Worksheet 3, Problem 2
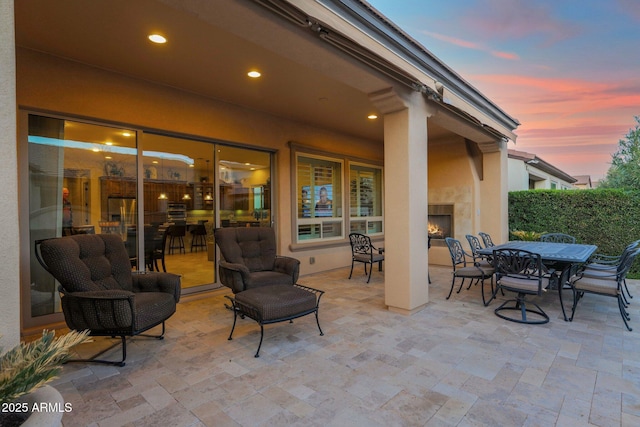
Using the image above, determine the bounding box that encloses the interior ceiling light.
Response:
[247,70,261,78]
[367,114,378,120]
[148,34,167,44]
[105,142,113,146]
[122,132,132,137]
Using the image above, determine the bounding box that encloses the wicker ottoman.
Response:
[225,284,325,357]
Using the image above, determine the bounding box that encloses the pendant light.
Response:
[204,159,213,201]
[182,160,191,201]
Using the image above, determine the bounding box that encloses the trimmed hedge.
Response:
[509,189,640,276]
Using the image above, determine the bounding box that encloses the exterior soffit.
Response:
[367,87,503,154]
[284,0,519,134]
[274,0,513,149]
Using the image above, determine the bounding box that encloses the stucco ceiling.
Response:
[15,0,417,142]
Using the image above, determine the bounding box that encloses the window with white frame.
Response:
[293,148,385,244]
[296,154,343,242]
[349,163,383,235]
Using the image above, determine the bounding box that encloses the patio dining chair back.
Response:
[540,233,576,244]
[569,247,640,331]
[478,231,495,248]
[492,248,552,324]
[465,235,494,269]
[444,237,494,306]
[581,239,640,302]
[348,233,384,283]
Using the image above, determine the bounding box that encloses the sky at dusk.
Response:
[367,0,640,181]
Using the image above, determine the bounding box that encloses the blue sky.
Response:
[367,0,640,180]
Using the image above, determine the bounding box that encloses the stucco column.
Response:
[0,0,20,347]
[479,142,509,243]
[370,88,431,314]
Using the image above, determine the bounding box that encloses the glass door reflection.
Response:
[142,134,217,292]
[218,146,271,228]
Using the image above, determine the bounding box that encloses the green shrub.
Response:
[509,188,640,277]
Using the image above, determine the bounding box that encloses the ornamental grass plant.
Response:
[510,230,546,241]
[0,330,89,405]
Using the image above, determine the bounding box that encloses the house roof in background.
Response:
[572,175,593,186]
[508,149,577,184]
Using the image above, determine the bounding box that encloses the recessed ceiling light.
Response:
[105,142,113,146]
[148,34,167,44]
[152,160,159,164]
[122,132,132,137]
[367,114,378,120]
[189,164,194,168]
[92,148,100,152]
[247,70,261,78]
[105,156,112,159]
[244,162,251,166]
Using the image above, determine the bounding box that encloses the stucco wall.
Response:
[508,158,531,192]
[16,48,383,276]
[0,0,20,347]
[427,137,477,265]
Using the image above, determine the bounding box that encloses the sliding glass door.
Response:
[142,134,217,291]
[27,115,138,319]
[218,146,271,228]
[24,113,275,329]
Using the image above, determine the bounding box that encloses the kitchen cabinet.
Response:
[220,184,248,211]
[100,177,136,198]
[101,177,188,221]
[192,182,214,210]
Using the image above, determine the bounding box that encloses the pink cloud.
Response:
[419,30,519,61]
[491,51,520,60]
[475,73,640,178]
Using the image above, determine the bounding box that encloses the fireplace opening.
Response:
[428,204,454,245]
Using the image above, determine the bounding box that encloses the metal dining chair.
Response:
[444,237,494,306]
[492,248,552,324]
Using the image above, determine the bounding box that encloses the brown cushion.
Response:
[40,234,133,292]
[455,266,489,278]
[498,276,549,293]
[214,227,276,272]
[247,271,297,288]
[571,276,619,296]
[354,253,384,263]
[235,284,317,321]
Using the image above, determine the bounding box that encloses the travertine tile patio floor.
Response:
[52,265,640,426]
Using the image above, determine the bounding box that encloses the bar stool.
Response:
[168,223,186,254]
[190,220,207,252]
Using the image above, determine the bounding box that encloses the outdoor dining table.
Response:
[477,241,598,321]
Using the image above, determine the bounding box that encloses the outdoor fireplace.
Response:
[428,204,454,245]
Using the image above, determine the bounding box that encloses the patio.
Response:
[51,265,640,426]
